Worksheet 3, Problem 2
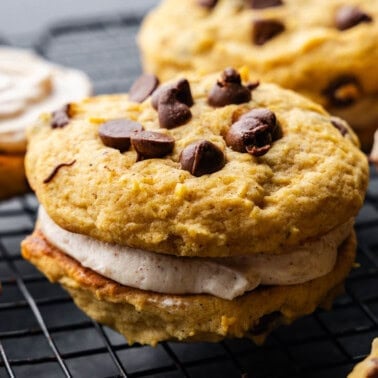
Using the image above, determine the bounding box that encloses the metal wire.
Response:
[91,321,128,378]
[0,240,72,377]
[0,13,377,378]
[0,340,15,378]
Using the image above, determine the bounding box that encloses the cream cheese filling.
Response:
[0,47,91,153]
[38,206,353,300]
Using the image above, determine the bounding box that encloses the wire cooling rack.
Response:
[1,13,378,378]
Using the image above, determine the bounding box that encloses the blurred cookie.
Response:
[0,47,92,200]
[138,0,378,149]
[369,129,378,169]
[348,339,378,378]
[23,69,368,345]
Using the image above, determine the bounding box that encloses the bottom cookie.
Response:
[22,229,356,346]
[0,153,29,200]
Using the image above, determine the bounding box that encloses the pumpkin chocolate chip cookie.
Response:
[0,47,91,200]
[22,69,368,345]
[138,0,378,150]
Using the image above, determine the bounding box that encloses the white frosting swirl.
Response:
[0,47,91,153]
[38,207,352,300]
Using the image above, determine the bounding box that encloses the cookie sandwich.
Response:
[139,0,378,150]
[22,68,368,346]
[0,47,91,200]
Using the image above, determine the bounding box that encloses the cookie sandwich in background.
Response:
[0,47,92,200]
[22,67,368,346]
[138,0,378,150]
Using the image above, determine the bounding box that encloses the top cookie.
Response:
[25,69,368,258]
[138,0,378,148]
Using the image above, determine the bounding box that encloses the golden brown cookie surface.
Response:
[138,0,378,149]
[25,70,368,257]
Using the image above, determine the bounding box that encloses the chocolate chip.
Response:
[174,79,194,108]
[131,131,175,160]
[152,78,193,110]
[151,88,160,110]
[252,19,285,45]
[208,68,252,107]
[154,80,193,129]
[323,75,361,107]
[225,108,281,156]
[43,160,76,184]
[51,104,71,129]
[335,5,372,31]
[247,81,260,91]
[99,119,144,152]
[222,67,242,84]
[330,117,348,136]
[366,358,378,378]
[180,140,225,176]
[247,0,283,9]
[129,74,159,103]
[197,0,218,8]
[158,90,192,129]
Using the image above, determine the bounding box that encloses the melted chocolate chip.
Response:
[247,81,260,91]
[129,74,159,103]
[158,89,192,129]
[174,79,194,108]
[99,119,144,152]
[225,108,281,156]
[131,131,175,160]
[51,104,71,129]
[151,88,161,110]
[366,358,378,378]
[222,67,242,84]
[247,0,283,9]
[151,79,193,129]
[197,0,218,8]
[252,19,285,45]
[208,68,252,107]
[152,78,193,110]
[335,5,373,31]
[330,117,348,136]
[43,160,76,184]
[323,75,361,107]
[180,140,225,176]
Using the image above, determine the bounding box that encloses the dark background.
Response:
[0,0,157,45]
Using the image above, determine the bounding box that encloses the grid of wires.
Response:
[0,14,378,378]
